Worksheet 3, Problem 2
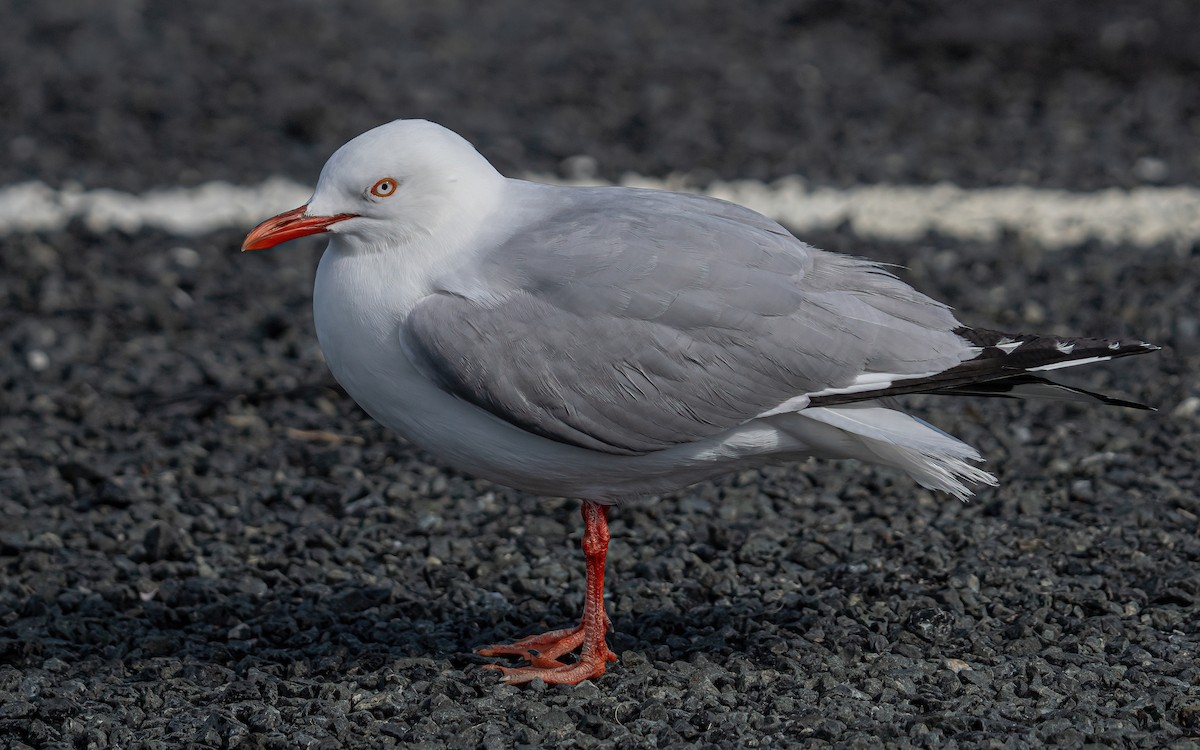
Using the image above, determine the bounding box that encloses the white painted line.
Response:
[0,178,311,237]
[629,175,1200,250]
[2,175,1198,249]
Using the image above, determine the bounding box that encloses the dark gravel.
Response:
[2,1,1199,748]
[2,0,1198,192]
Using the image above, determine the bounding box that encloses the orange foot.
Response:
[478,621,617,684]
[477,619,614,681]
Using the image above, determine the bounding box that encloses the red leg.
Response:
[478,501,618,684]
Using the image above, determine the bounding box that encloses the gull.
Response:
[243,119,1157,685]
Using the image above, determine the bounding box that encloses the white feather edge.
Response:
[788,405,998,500]
[760,369,945,417]
[1026,355,1113,372]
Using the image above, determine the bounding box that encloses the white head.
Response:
[243,119,505,252]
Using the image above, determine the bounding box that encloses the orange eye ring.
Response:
[370,177,398,197]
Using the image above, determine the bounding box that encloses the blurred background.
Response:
[3,0,1196,191]
[1,1,1197,747]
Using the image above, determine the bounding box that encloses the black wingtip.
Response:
[808,328,1159,409]
[1093,394,1156,411]
[931,373,1157,410]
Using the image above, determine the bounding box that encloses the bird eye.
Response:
[370,177,398,198]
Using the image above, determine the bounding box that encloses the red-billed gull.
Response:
[243,119,1156,684]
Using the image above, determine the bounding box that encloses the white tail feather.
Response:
[781,405,997,499]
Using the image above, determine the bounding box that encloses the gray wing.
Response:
[402,186,969,455]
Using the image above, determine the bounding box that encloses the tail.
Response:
[778,405,998,500]
[778,328,1156,499]
[808,327,1159,409]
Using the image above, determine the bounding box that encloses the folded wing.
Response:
[402,186,972,455]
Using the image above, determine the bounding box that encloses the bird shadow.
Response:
[1,577,826,681]
[2,582,480,679]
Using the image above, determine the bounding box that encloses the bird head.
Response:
[242,119,504,252]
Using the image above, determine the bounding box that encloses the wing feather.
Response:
[402,186,969,455]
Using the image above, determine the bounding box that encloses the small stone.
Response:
[0,700,34,718]
[1132,157,1168,183]
[30,532,63,550]
[944,658,972,673]
[1171,397,1199,419]
[168,245,201,268]
[561,155,599,181]
[1023,301,1045,325]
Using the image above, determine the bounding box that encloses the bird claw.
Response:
[477,623,583,665]
[478,646,570,670]
[481,657,611,685]
[477,621,617,684]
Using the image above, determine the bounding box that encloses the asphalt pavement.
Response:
[1,1,1198,747]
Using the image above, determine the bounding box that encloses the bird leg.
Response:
[478,500,618,684]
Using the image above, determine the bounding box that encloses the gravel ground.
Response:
[2,1,1199,748]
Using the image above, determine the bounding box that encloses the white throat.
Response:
[311,174,511,406]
